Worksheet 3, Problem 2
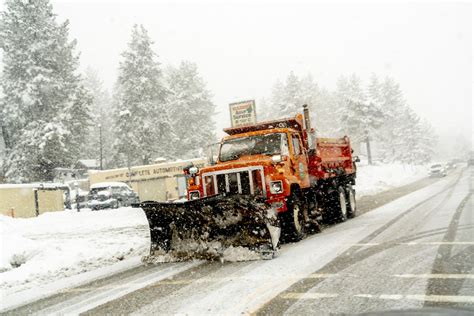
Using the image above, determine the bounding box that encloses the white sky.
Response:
[17,1,474,146]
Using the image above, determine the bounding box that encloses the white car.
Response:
[87,182,140,210]
[429,163,447,177]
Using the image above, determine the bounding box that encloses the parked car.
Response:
[65,187,89,210]
[87,182,139,210]
[429,163,447,177]
[445,161,456,170]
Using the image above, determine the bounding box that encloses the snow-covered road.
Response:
[0,163,433,312]
[3,167,470,315]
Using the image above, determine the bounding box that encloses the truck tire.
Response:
[346,185,356,218]
[323,186,348,223]
[304,190,321,234]
[281,191,306,242]
[336,186,348,222]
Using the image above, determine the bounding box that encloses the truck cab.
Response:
[186,113,316,213]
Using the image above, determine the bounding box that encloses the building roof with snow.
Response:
[76,159,100,170]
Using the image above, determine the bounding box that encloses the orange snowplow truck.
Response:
[136,105,357,260]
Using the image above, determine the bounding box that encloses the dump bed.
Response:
[308,136,355,180]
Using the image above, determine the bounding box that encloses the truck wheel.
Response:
[321,186,344,224]
[346,185,356,218]
[304,190,321,234]
[281,191,306,242]
[336,186,348,222]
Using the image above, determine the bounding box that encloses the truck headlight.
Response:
[189,191,200,200]
[271,155,282,163]
[270,181,283,194]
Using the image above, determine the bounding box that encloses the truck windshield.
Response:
[219,133,288,162]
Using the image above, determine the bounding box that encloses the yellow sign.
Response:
[229,100,257,127]
[89,159,206,184]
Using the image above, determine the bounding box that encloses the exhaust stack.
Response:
[303,104,311,132]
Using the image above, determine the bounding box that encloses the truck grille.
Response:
[202,167,266,197]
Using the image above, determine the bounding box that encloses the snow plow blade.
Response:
[133,194,280,262]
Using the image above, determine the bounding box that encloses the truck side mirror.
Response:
[354,156,360,163]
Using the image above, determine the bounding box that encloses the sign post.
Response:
[229,100,257,127]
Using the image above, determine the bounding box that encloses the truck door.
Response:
[291,134,310,187]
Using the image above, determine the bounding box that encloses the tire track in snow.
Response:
[256,170,465,315]
[32,261,201,315]
[424,191,473,304]
[2,261,201,315]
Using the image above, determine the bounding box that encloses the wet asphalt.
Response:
[3,167,472,315]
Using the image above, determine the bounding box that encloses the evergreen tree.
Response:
[377,77,408,162]
[279,71,303,116]
[338,75,383,163]
[0,0,91,182]
[269,79,286,119]
[267,72,338,136]
[341,97,383,154]
[311,87,339,136]
[113,24,172,167]
[84,68,113,169]
[334,74,366,153]
[256,97,270,121]
[368,73,382,103]
[165,61,216,158]
[268,72,319,120]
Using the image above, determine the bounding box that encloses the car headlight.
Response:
[270,181,283,194]
[189,191,200,200]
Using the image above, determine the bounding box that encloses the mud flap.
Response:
[133,194,280,262]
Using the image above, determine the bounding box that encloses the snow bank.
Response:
[356,163,427,197]
[0,208,149,295]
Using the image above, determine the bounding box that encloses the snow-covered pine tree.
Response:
[334,74,368,155]
[333,75,351,126]
[0,0,92,182]
[266,72,336,136]
[417,120,437,163]
[256,97,270,121]
[376,76,436,164]
[84,68,113,169]
[268,72,318,120]
[395,107,436,164]
[165,61,216,158]
[299,74,319,122]
[311,87,339,136]
[113,24,172,167]
[368,73,382,104]
[339,82,383,164]
[377,76,407,162]
[279,71,303,117]
[268,79,286,120]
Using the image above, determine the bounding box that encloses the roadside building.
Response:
[76,159,100,171]
[88,158,206,202]
[0,183,69,218]
[53,159,100,184]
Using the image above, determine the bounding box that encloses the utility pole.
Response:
[365,134,373,165]
[127,150,132,185]
[74,181,80,212]
[98,124,103,170]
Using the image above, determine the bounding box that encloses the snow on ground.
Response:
[356,162,428,197]
[0,163,428,300]
[0,208,150,296]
